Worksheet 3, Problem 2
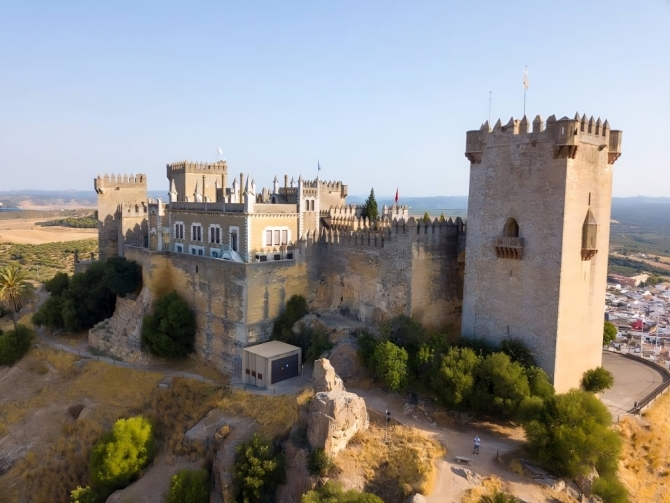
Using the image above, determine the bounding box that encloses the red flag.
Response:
[631,319,643,331]
[395,188,399,204]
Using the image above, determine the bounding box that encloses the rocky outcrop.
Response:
[328,341,372,387]
[313,358,345,392]
[274,442,314,503]
[88,287,154,364]
[307,388,368,456]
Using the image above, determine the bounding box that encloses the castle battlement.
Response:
[465,112,622,165]
[166,160,228,175]
[95,173,147,193]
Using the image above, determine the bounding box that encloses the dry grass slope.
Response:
[335,424,445,502]
[617,390,670,503]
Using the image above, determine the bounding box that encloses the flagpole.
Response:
[488,91,492,125]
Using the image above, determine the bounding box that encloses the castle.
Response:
[92,113,622,392]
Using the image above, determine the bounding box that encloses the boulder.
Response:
[313,358,345,392]
[328,341,372,387]
[406,494,427,503]
[307,390,369,455]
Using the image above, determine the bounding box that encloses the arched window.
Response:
[581,210,598,260]
[503,218,519,238]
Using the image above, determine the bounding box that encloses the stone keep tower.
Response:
[94,173,148,260]
[461,113,622,392]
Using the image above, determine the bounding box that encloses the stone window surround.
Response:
[210,247,222,258]
[174,221,185,240]
[191,222,203,242]
[229,225,240,252]
[263,226,291,247]
[209,224,222,244]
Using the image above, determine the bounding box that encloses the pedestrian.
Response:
[473,435,480,455]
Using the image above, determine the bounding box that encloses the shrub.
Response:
[356,329,378,365]
[500,338,536,368]
[307,448,333,476]
[233,434,285,503]
[525,367,555,400]
[478,491,521,503]
[0,325,34,364]
[303,325,333,362]
[372,341,408,390]
[32,294,65,328]
[69,486,97,503]
[523,389,621,478]
[603,321,618,346]
[591,476,630,503]
[90,416,154,496]
[471,352,531,417]
[272,294,308,340]
[431,347,480,408]
[167,469,210,503]
[583,366,615,393]
[302,481,383,503]
[141,291,196,358]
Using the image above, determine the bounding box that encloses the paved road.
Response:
[600,350,666,418]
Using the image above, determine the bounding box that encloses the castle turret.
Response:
[166,160,227,203]
[94,173,148,260]
[461,112,622,392]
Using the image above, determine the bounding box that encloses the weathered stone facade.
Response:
[91,111,621,390]
[461,114,622,392]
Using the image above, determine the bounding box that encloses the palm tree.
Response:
[0,265,34,331]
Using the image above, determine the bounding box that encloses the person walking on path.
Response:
[473,435,481,455]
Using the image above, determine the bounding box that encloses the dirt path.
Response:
[350,387,559,502]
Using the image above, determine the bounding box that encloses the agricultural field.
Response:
[0,239,97,281]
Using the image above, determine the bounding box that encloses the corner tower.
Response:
[94,173,149,260]
[461,113,622,392]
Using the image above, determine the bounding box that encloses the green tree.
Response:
[372,341,408,390]
[439,213,446,222]
[233,434,285,503]
[362,188,379,222]
[142,291,196,357]
[432,347,481,408]
[603,321,618,346]
[0,264,34,330]
[0,325,35,365]
[522,389,621,478]
[167,469,210,503]
[302,481,383,503]
[32,294,66,329]
[525,367,555,400]
[45,271,69,296]
[90,416,154,496]
[471,352,531,417]
[582,366,614,393]
[422,211,431,223]
[103,256,142,297]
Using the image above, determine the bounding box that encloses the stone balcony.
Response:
[581,247,598,261]
[494,237,524,260]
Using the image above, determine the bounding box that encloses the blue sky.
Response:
[1,1,668,197]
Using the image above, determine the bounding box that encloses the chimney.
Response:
[284,174,288,190]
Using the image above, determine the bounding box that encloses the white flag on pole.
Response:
[217,147,223,156]
[523,67,529,90]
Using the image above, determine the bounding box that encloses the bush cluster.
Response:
[233,434,285,503]
[307,448,334,476]
[272,295,333,362]
[141,291,196,358]
[0,325,34,364]
[37,216,98,228]
[89,416,154,499]
[302,481,383,503]
[358,317,553,418]
[582,366,615,393]
[167,469,210,503]
[33,257,141,332]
